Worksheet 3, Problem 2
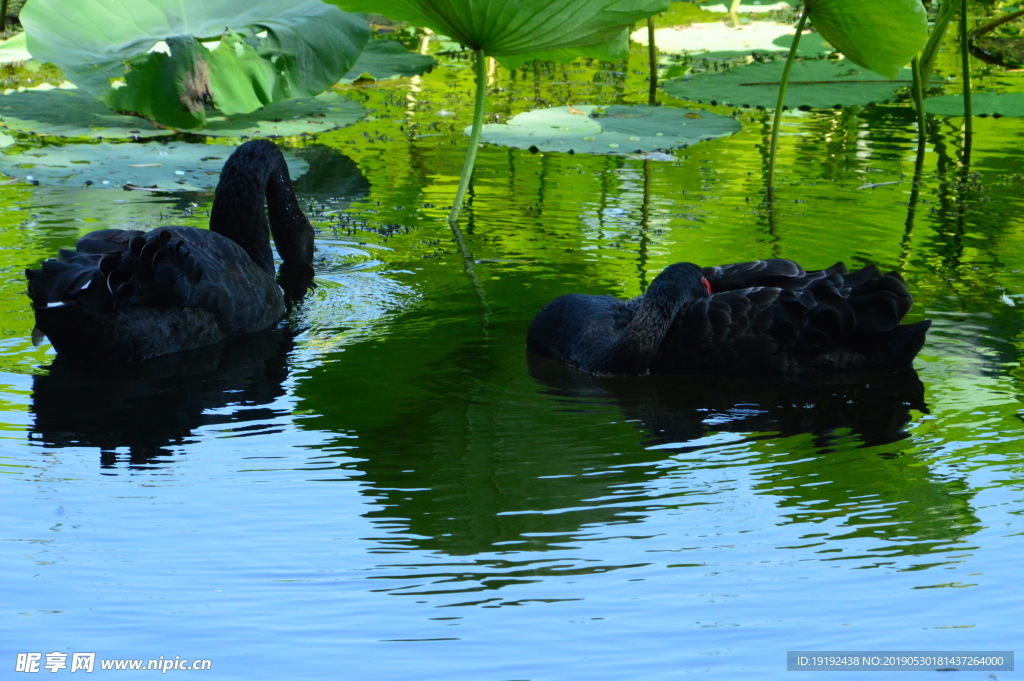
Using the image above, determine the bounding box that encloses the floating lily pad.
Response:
[0,89,176,139]
[474,105,740,155]
[664,59,921,109]
[701,2,795,12]
[924,93,1024,117]
[631,22,831,59]
[199,92,366,137]
[340,40,437,83]
[0,142,308,190]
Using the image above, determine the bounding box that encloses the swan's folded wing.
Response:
[28,226,283,339]
[703,259,849,292]
[146,227,283,336]
[653,281,864,373]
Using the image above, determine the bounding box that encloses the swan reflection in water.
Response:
[528,353,928,450]
[29,266,315,467]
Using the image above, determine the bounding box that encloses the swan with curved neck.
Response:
[528,259,931,376]
[25,140,314,363]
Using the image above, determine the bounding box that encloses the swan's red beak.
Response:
[702,278,713,296]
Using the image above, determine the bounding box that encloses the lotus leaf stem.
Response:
[959,0,972,162]
[765,5,808,200]
[647,17,658,106]
[448,48,488,224]
[911,56,926,145]
[920,0,961,84]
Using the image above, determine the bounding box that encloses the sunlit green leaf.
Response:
[0,141,307,190]
[807,0,928,79]
[340,40,437,83]
[21,0,369,130]
[200,91,366,138]
[631,22,831,59]
[0,33,32,65]
[325,0,670,67]
[475,105,740,155]
[664,59,923,109]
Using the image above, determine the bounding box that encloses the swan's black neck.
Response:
[209,140,314,274]
[595,262,708,375]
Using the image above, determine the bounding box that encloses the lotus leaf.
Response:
[340,40,437,83]
[663,59,922,109]
[0,90,176,139]
[701,2,794,12]
[474,105,740,155]
[0,33,31,64]
[924,93,1024,117]
[199,91,365,138]
[326,0,670,68]
[806,0,928,79]
[630,22,830,58]
[0,142,307,190]
[21,0,369,131]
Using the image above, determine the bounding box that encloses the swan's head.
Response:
[653,262,713,301]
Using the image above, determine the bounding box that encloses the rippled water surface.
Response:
[3,34,1024,680]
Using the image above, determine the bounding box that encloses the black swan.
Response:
[527,259,931,376]
[25,140,314,362]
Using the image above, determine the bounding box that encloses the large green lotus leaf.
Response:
[924,93,1024,117]
[663,59,919,109]
[104,36,212,131]
[326,0,670,67]
[199,91,366,138]
[807,0,927,79]
[340,39,437,83]
[21,0,368,129]
[474,104,740,154]
[630,22,830,58]
[0,141,307,190]
[0,89,176,139]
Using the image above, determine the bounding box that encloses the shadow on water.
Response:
[27,266,316,467]
[320,340,978,566]
[291,144,371,211]
[527,354,929,450]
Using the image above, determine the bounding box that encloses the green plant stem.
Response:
[0,0,7,33]
[920,0,961,84]
[765,6,807,201]
[960,0,972,163]
[911,56,926,145]
[448,48,488,224]
[647,17,657,106]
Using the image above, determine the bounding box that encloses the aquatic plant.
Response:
[764,0,929,195]
[20,0,369,131]
[325,0,671,222]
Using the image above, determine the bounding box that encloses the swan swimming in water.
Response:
[25,139,314,362]
[527,259,931,376]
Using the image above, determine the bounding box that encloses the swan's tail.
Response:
[25,228,220,362]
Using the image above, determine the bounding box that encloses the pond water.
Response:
[3,36,1024,680]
